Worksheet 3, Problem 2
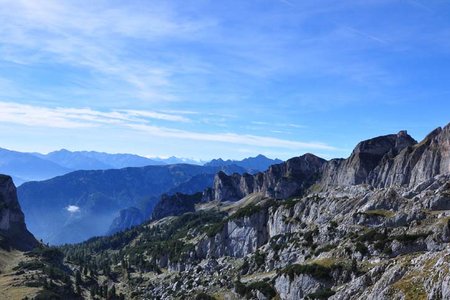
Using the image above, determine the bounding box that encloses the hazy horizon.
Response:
[0,121,447,162]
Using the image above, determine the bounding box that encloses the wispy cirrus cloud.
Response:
[0,101,190,128]
[118,110,190,123]
[0,101,336,151]
[127,123,336,151]
[0,0,213,102]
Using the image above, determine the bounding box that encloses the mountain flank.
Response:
[17,164,248,244]
[55,123,450,299]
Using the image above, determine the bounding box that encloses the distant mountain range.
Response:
[1,146,284,244]
[205,154,282,173]
[0,147,282,185]
[17,164,249,244]
[0,148,71,185]
[36,149,163,170]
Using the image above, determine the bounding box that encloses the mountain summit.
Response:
[321,125,450,188]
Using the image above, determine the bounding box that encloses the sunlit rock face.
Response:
[207,153,326,202]
[321,124,450,189]
[0,174,38,251]
[320,130,417,188]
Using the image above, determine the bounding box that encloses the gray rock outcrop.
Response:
[321,124,450,189]
[0,174,39,251]
[152,192,203,220]
[107,207,145,235]
[206,153,326,202]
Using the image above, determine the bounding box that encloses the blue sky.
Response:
[0,0,449,160]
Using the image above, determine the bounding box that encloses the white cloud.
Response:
[0,1,212,102]
[0,102,94,129]
[127,123,336,151]
[0,101,190,128]
[66,205,80,213]
[0,101,337,151]
[120,110,190,123]
[251,121,269,125]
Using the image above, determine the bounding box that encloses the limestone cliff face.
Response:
[368,124,450,188]
[212,172,248,202]
[208,154,326,202]
[0,175,38,251]
[107,207,145,235]
[193,173,450,299]
[274,274,325,300]
[320,130,417,188]
[196,209,269,259]
[207,125,449,203]
[259,154,327,199]
[152,192,203,220]
[321,124,450,189]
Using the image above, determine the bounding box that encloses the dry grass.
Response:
[364,209,396,218]
[241,270,276,283]
[220,193,266,215]
[309,257,338,268]
[0,250,40,300]
[391,272,427,300]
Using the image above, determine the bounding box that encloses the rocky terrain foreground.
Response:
[53,123,450,299]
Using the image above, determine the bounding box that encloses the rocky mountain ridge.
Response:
[203,154,326,202]
[322,125,450,189]
[47,123,450,299]
[203,125,449,205]
[61,171,450,299]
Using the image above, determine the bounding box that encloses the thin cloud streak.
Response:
[119,110,190,123]
[0,102,190,128]
[0,101,337,151]
[0,0,211,103]
[128,123,336,151]
[340,25,389,45]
